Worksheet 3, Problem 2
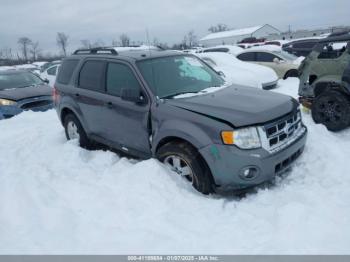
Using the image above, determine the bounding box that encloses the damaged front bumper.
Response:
[199,127,307,193]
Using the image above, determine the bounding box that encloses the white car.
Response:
[40,64,60,87]
[196,52,279,90]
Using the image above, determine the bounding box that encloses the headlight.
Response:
[0,98,16,106]
[221,127,261,149]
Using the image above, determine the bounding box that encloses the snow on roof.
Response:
[112,45,159,52]
[200,25,264,41]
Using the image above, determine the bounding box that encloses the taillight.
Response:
[53,86,59,103]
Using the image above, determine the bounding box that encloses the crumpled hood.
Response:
[166,85,298,127]
[0,85,52,101]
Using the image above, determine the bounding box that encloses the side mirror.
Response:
[121,88,145,104]
[44,79,50,84]
[217,71,226,78]
[273,58,280,64]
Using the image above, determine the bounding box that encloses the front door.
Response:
[100,61,151,157]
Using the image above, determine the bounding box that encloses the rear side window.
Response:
[78,61,105,92]
[203,48,229,53]
[237,52,255,61]
[106,63,141,96]
[56,59,79,84]
[256,52,279,62]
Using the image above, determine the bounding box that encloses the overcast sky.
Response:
[0,0,349,55]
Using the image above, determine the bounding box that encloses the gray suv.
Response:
[54,48,307,194]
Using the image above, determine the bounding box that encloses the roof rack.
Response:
[73,48,118,55]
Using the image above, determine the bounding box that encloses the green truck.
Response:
[299,34,350,131]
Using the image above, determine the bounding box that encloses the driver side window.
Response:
[106,63,141,97]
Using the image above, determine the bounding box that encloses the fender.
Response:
[58,97,91,135]
[151,119,214,155]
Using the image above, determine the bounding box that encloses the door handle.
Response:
[75,93,80,97]
[106,102,113,109]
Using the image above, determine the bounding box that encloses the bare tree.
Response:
[181,31,197,49]
[208,24,229,33]
[56,32,69,56]
[81,39,105,49]
[17,37,32,62]
[81,39,92,49]
[30,41,41,61]
[187,30,197,48]
[3,48,14,60]
[119,33,130,47]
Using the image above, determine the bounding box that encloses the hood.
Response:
[166,85,297,127]
[218,65,260,88]
[232,61,278,84]
[0,85,52,101]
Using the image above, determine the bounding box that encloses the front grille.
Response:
[259,110,305,153]
[21,100,52,110]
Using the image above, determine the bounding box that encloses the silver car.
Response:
[236,50,301,79]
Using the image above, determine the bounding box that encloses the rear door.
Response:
[75,59,107,136]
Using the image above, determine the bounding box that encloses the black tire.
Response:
[156,141,214,194]
[284,69,299,79]
[311,90,350,132]
[63,114,93,149]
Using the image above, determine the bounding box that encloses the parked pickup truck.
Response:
[54,48,307,194]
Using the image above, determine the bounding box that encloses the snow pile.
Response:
[112,45,159,52]
[247,45,282,52]
[201,45,243,55]
[0,79,350,254]
[0,66,15,71]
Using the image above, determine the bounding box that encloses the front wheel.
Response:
[311,90,350,132]
[156,141,214,194]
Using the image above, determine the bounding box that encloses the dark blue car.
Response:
[0,70,53,120]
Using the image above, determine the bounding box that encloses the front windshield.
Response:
[137,55,225,98]
[276,51,298,61]
[0,72,44,90]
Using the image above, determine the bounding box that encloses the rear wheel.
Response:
[311,90,350,132]
[156,141,214,194]
[64,114,93,148]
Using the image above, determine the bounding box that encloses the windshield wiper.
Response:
[17,84,38,88]
[161,91,197,99]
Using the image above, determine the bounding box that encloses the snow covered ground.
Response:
[1,78,350,254]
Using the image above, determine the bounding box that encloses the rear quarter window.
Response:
[56,59,79,84]
[203,48,229,53]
